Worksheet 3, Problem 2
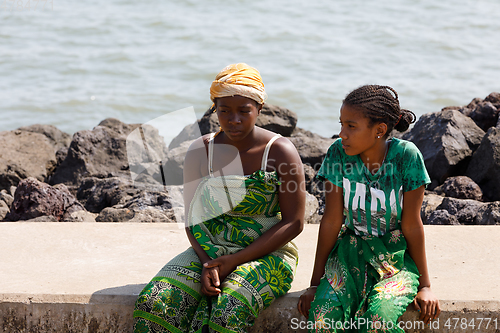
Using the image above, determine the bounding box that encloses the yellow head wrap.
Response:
[210,63,267,104]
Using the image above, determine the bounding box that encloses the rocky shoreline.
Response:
[1,93,499,225]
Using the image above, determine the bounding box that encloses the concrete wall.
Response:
[1,223,499,332]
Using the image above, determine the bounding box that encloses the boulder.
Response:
[303,163,325,214]
[168,113,216,150]
[426,210,459,225]
[303,164,322,196]
[55,147,68,166]
[63,210,97,222]
[421,193,445,224]
[169,103,299,149]
[96,206,177,223]
[459,93,500,131]
[304,192,320,224]
[288,136,336,170]
[437,197,482,216]
[50,118,167,188]
[17,124,71,151]
[255,104,298,137]
[402,109,485,183]
[95,185,184,223]
[95,207,136,222]
[476,202,500,225]
[0,190,14,208]
[468,102,499,132]
[76,177,142,213]
[459,97,482,117]
[435,197,498,225]
[0,200,9,221]
[466,127,500,201]
[24,215,59,222]
[5,178,86,221]
[0,130,59,191]
[163,140,195,186]
[433,176,482,201]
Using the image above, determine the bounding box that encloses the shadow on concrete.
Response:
[89,283,147,305]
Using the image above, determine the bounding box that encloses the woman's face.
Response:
[338,103,380,156]
[216,95,261,141]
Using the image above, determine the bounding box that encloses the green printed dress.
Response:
[133,134,298,333]
[309,138,431,333]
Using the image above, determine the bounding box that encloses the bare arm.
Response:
[298,180,344,317]
[183,137,211,263]
[401,185,441,323]
[182,137,222,295]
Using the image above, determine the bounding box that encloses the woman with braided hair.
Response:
[133,63,305,332]
[298,85,440,332]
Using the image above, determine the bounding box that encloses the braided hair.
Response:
[343,85,416,135]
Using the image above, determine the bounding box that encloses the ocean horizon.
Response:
[1,0,500,140]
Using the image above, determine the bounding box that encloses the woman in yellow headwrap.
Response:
[133,63,306,333]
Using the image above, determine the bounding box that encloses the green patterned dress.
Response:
[133,134,298,333]
[309,138,431,333]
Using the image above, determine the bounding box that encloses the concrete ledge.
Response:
[1,223,499,332]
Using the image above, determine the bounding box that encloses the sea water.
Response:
[1,0,500,142]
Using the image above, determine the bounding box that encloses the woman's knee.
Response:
[210,293,255,332]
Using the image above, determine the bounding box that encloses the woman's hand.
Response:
[200,266,221,296]
[297,287,317,318]
[413,287,441,324]
[202,254,238,294]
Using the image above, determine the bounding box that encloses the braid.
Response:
[343,85,415,134]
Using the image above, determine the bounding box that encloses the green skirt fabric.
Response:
[308,227,419,333]
[133,170,298,333]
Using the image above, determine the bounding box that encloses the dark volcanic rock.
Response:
[5,177,85,221]
[0,200,9,221]
[0,130,61,191]
[256,104,298,137]
[17,124,71,151]
[50,118,167,188]
[168,112,216,150]
[76,177,142,213]
[468,102,499,132]
[435,197,499,225]
[426,210,459,225]
[24,215,59,222]
[434,176,482,201]
[303,164,325,213]
[477,202,500,225]
[459,93,500,131]
[421,193,445,224]
[402,109,484,183]
[304,192,320,224]
[437,197,485,225]
[288,136,336,170]
[96,207,136,222]
[95,186,184,222]
[164,140,195,186]
[466,127,500,201]
[0,190,14,208]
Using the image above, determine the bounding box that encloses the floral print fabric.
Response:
[133,169,298,333]
[309,227,419,333]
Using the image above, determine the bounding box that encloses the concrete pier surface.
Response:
[1,223,499,332]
